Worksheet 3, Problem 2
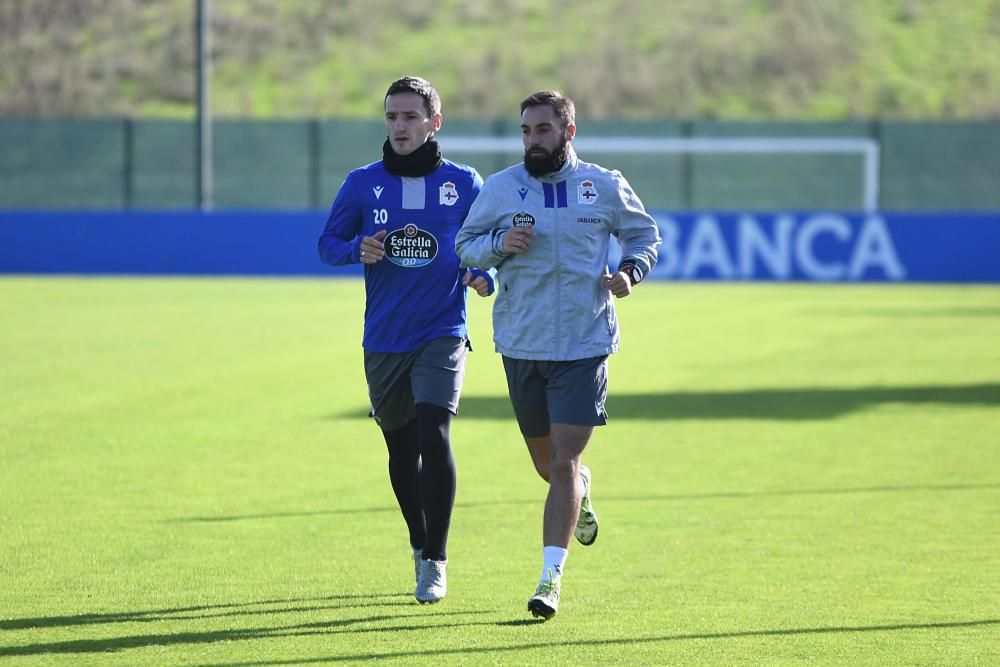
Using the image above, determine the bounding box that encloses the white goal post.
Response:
[439,137,881,212]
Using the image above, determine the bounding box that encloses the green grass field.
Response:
[1,277,998,666]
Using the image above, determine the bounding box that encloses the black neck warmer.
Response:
[382,138,442,177]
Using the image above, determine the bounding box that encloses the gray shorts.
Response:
[364,337,469,432]
[501,355,609,438]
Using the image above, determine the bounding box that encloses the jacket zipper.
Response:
[553,186,562,357]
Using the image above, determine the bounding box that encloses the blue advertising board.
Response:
[638,212,1000,283]
[1,210,998,282]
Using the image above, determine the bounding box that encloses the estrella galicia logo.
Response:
[385,224,438,268]
[512,211,536,227]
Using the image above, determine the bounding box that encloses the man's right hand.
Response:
[359,229,387,264]
[502,226,536,254]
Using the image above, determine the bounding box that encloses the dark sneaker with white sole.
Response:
[528,568,561,620]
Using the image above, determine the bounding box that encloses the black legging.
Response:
[381,402,456,562]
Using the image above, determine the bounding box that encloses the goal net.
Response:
[440,136,880,212]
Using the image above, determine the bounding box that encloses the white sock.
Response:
[541,546,568,581]
[413,547,422,561]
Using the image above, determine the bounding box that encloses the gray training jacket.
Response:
[455,146,661,361]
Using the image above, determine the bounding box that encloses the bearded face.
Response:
[523,130,571,177]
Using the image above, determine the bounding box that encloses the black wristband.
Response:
[618,259,644,286]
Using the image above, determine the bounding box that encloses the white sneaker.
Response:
[415,559,447,604]
[574,465,599,546]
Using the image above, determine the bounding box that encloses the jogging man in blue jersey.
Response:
[456,90,660,620]
[318,76,493,604]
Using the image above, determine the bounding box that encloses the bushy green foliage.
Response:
[1,0,998,119]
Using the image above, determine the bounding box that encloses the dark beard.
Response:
[523,134,570,177]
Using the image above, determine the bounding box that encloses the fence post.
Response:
[122,117,134,209]
[195,0,213,210]
[681,119,693,211]
[492,118,508,175]
[870,118,883,211]
[309,119,321,209]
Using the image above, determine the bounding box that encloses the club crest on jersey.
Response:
[578,180,598,205]
[439,182,459,206]
[512,211,536,227]
[385,224,438,268]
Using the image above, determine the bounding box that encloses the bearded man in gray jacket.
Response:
[455,90,661,621]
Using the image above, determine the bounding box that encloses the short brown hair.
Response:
[385,76,442,118]
[520,90,575,129]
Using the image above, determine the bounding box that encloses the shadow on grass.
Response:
[0,609,493,657]
[171,481,1000,523]
[5,609,996,660]
[601,481,1000,504]
[192,618,1000,665]
[334,382,1000,422]
[0,593,412,631]
[170,507,401,523]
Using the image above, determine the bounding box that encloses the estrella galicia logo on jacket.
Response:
[578,180,598,205]
[512,211,536,227]
[385,224,438,267]
[439,181,459,206]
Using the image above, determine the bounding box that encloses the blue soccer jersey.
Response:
[318,159,484,353]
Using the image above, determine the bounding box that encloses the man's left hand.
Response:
[602,271,632,298]
[463,269,494,297]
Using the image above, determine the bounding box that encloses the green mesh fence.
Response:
[880,121,1000,210]
[318,119,385,208]
[0,118,125,208]
[130,119,195,208]
[439,118,522,182]
[574,119,687,211]
[0,118,997,210]
[214,120,312,209]
[688,120,874,211]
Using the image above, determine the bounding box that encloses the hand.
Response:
[602,271,632,298]
[462,270,493,297]
[359,229,387,264]
[502,226,535,254]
